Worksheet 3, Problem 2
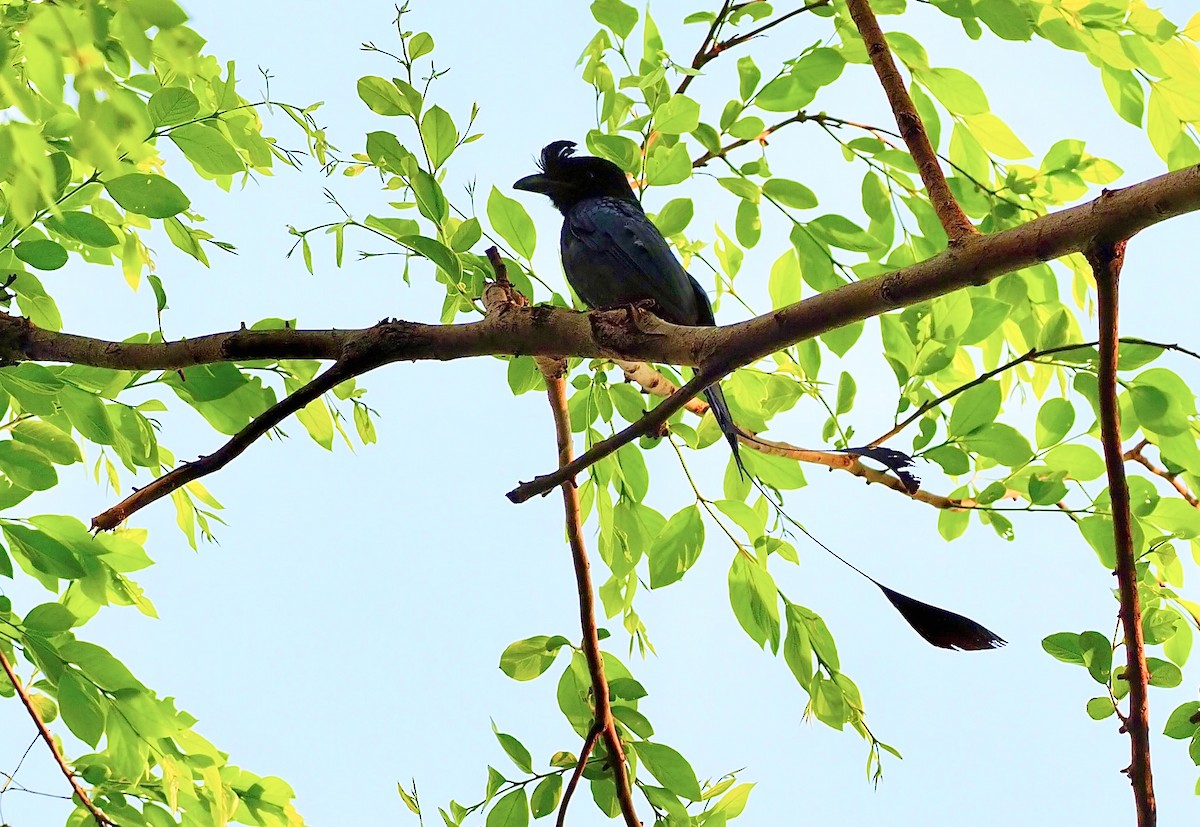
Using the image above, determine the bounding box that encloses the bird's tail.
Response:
[703,383,748,479]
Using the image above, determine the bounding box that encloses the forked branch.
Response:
[538,356,639,827]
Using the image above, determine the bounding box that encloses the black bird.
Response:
[514,141,1004,651]
[513,140,748,480]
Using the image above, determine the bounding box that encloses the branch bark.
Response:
[538,357,639,827]
[1089,238,1156,827]
[0,650,116,827]
[845,0,976,244]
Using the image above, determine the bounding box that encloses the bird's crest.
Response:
[538,140,578,174]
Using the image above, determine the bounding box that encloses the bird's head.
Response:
[513,140,636,213]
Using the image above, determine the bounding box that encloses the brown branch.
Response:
[556,724,601,827]
[0,167,1192,381]
[692,112,814,167]
[1089,238,1155,827]
[676,1,734,95]
[538,357,639,827]
[869,337,1194,447]
[0,650,116,827]
[91,357,367,531]
[678,0,832,94]
[507,169,1200,499]
[1125,440,1199,507]
[845,0,976,244]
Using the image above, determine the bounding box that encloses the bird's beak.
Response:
[513,173,553,194]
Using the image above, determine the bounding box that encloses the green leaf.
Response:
[948,381,1001,437]
[591,0,637,38]
[129,0,188,28]
[24,602,76,633]
[974,0,1034,41]
[755,74,814,112]
[58,385,116,446]
[400,235,462,284]
[498,635,570,681]
[57,669,105,747]
[530,774,561,819]
[1086,697,1115,720]
[11,421,81,465]
[728,554,780,652]
[807,214,879,252]
[1043,444,1106,481]
[737,56,761,100]
[15,240,68,271]
[0,441,57,490]
[1042,632,1083,664]
[1035,398,1074,448]
[45,211,119,247]
[959,423,1032,466]
[3,524,83,578]
[918,67,989,115]
[488,187,537,259]
[148,86,200,127]
[420,106,457,169]
[408,32,434,60]
[635,741,702,800]
[836,371,856,415]
[645,143,690,186]
[1100,66,1144,127]
[169,123,245,175]
[1163,701,1200,739]
[105,173,190,219]
[653,198,693,236]
[1148,657,1183,688]
[655,94,700,134]
[485,788,529,827]
[763,178,818,210]
[648,505,704,588]
[767,248,801,309]
[59,641,141,692]
[494,729,533,774]
[357,76,411,116]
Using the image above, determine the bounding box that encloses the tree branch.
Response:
[0,650,116,827]
[1125,439,1199,507]
[1089,238,1156,827]
[91,357,367,531]
[556,724,601,827]
[506,168,1200,498]
[0,167,1192,381]
[869,337,1196,447]
[538,357,639,827]
[844,0,976,244]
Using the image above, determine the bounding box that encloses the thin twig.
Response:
[845,0,976,244]
[869,337,1195,447]
[1089,238,1155,827]
[0,651,116,827]
[538,358,639,827]
[556,724,601,827]
[677,1,734,95]
[1125,441,1199,507]
[91,357,366,531]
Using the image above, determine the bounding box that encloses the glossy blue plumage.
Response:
[515,142,746,477]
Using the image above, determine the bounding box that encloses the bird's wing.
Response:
[563,197,701,324]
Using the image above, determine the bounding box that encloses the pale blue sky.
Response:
[3,1,1200,825]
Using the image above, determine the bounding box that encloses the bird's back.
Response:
[561,196,708,324]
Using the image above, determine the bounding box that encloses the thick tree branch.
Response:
[1089,239,1156,827]
[507,169,1200,498]
[845,0,976,244]
[0,168,1193,379]
[538,357,639,827]
[0,650,116,827]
